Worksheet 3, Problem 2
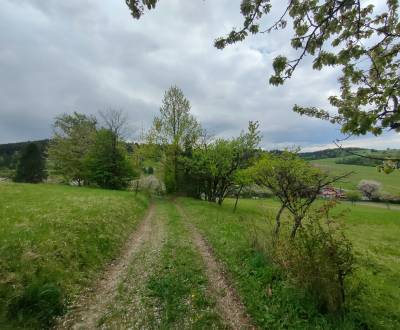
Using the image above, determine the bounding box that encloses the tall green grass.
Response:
[0,183,149,329]
[178,197,400,329]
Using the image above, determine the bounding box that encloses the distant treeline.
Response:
[335,156,382,167]
[300,148,400,167]
[299,148,368,160]
[0,140,49,169]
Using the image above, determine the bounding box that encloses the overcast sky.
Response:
[1,0,398,151]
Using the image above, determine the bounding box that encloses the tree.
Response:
[84,129,135,189]
[14,143,46,183]
[48,112,97,185]
[183,121,261,205]
[346,191,361,205]
[99,108,129,143]
[233,168,253,212]
[253,151,350,238]
[358,179,381,200]
[149,86,202,192]
[127,1,400,137]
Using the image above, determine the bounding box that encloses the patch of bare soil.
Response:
[56,203,156,330]
[175,203,256,330]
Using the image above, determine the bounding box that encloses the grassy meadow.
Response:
[311,158,400,195]
[1,181,399,329]
[0,183,149,329]
[178,197,400,329]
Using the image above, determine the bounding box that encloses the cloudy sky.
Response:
[1,0,398,151]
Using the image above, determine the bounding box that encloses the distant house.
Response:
[320,186,345,199]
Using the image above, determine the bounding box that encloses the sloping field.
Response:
[310,158,400,195]
[0,183,149,329]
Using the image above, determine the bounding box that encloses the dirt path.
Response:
[175,202,255,330]
[56,200,254,329]
[56,203,157,330]
[98,202,167,329]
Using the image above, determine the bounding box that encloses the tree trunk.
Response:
[290,216,302,239]
[274,203,286,236]
[135,180,139,195]
[233,185,243,213]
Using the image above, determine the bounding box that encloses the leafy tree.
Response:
[127,1,400,137]
[84,129,135,189]
[14,143,46,183]
[358,179,381,200]
[232,167,254,212]
[253,151,349,238]
[346,190,362,205]
[48,112,97,185]
[184,121,261,204]
[148,86,202,192]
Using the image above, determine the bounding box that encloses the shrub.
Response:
[270,203,354,313]
[346,191,361,204]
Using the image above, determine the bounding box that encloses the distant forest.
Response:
[300,148,400,167]
[0,140,49,170]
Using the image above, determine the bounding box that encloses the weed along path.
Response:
[56,199,255,329]
[175,202,255,330]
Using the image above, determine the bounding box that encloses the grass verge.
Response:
[0,183,149,329]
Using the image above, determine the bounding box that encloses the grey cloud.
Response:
[0,0,397,150]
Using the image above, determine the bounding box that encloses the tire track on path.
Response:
[175,202,255,330]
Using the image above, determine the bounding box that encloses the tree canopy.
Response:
[126,1,400,137]
[148,86,202,192]
[48,112,97,185]
[84,129,135,189]
[14,143,46,183]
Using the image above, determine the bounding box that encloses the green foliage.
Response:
[178,197,400,328]
[183,121,261,204]
[48,112,97,185]
[14,143,46,183]
[215,1,400,136]
[346,191,362,204]
[335,155,382,167]
[253,151,344,238]
[128,1,400,138]
[148,86,202,193]
[0,183,149,328]
[84,129,135,190]
[0,140,48,170]
[274,203,354,313]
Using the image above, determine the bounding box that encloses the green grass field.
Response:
[2,182,399,329]
[178,197,400,329]
[311,158,400,195]
[0,183,149,329]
